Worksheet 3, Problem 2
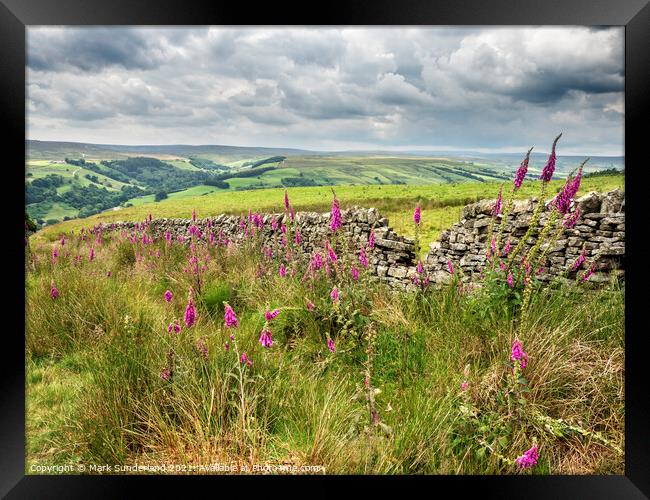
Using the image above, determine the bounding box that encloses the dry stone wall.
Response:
[107,207,419,290]
[424,188,625,285]
[104,188,624,290]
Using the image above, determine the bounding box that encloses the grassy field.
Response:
[36,175,625,258]
[25,180,625,474]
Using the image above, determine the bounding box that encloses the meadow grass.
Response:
[25,210,624,474]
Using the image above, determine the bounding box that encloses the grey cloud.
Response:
[27,27,170,72]
[26,27,625,155]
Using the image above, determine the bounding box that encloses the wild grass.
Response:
[25,221,624,474]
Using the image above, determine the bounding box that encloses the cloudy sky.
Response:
[26,26,624,155]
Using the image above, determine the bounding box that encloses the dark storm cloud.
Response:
[27,28,168,72]
[26,27,624,155]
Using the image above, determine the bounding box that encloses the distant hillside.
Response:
[26,140,316,163]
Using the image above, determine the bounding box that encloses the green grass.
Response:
[25,222,625,474]
[26,353,92,472]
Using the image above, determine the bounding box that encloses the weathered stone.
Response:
[601,189,624,213]
[387,266,408,278]
[576,192,602,214]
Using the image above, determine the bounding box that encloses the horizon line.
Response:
[25,138,625,158]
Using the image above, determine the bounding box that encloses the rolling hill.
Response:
[25,140,624,227]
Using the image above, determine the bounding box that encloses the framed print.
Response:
[3,0,649,497]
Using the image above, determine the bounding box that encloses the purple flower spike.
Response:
[224,303,238,328]
[515,446,539,469]
[511,338,528,369]
[184,297,196,328]
[514,147,533,190]
[330,193,342,232]
[540,134,562,182]
[493,187,503,217]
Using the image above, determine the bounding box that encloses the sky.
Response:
[26,26,624,156]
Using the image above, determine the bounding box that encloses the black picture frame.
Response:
[4,1,649,497]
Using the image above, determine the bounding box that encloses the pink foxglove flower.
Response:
[503,240,512,256]
[264,308,280,321]
[582,263,596,282]
[359,247,369,268]
[351,266,360,281]
[294,230,301,245]
[224,303,238,328]
[511,338,528,369]
[515,446,539,469]
[571,250,586,271]
[167,319,181,334]
[306,300,315,311]
[514,147,532,190]
[89,247,95,261]
[259,326,273,348]
[417,260,424,274]
[447,259,454,275]
[540,134,562,182]
[563,207,581,229]
[493,187,503,217]
[184,297,196,328]
[330,194,342,232]
[192,209,197,222]
[330,287,340,302]
[50,283,60,300]
[460,381,469,391]
[325,241,338,262]
[284,190,290,211]
[413,204,421,225]
[368,231,375,249]
[507,272,514,287]
[240,353,253,366]
[327,338,336,353]
[279,264,287,277]
[160,368,172,381]
[164,290,173,302]
[310,252,324,271]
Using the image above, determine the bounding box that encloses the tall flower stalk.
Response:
[495,147,533,252]
[506,134,563,272]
